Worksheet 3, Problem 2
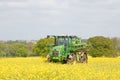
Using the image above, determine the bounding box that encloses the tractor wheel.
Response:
[72,55,77,65]
[79,52,88,63]
[67,53,77,64]
[47,57,51,62]
[47,54,51,62]
[62,59,67,64]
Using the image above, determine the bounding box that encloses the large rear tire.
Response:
[67,53,76,64]
[79,52,88,63]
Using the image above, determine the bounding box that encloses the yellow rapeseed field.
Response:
[0,56,120,80]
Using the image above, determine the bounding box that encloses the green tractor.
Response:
[47,35,89,64]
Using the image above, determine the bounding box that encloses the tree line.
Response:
[87,36,120,57]
[0,40,36,57]
[0,36,120,57]
[33,36,120,57]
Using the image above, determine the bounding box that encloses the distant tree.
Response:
[0,40,36,57]
[111,37,120,56]
[0,41,7,57]
[26,42,35,56]
[9,43,29,57]
[87,36,114,57]
[33,38,54,57]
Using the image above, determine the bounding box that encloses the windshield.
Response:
[56,37,68,46]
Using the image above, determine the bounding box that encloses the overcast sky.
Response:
[0,0,120,40]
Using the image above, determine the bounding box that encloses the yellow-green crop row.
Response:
[0,56,120,80]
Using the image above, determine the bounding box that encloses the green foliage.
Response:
[87,36,114,57]
[1,36,120,58]
[33,38,54,57]
[9,43,29,57]
[111,38,120,56]
[0,40,35,57]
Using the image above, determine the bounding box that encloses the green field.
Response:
[0,56,120,80]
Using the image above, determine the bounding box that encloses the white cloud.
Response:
[0,2,2,6]
[7,2,29,7]
[0,2,29,8]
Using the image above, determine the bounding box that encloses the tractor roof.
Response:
[47,35,78,38]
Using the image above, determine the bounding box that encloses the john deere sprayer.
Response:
[47,35,88,64]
